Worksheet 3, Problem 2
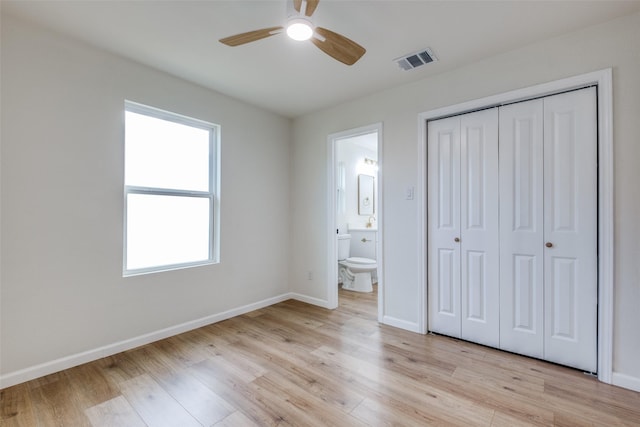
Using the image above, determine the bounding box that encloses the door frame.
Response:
[417,69,613,383]
[327,123,383,322]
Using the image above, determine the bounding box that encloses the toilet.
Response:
[337,234,376,292]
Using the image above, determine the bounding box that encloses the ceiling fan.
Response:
[219,0,366,66]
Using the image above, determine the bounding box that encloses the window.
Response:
[123,101,219,276]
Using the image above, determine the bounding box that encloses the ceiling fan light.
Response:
[286,19,313,41]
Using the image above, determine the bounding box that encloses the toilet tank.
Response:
[337,234,351,260]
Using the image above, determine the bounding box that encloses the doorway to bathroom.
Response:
[327,123,383,321]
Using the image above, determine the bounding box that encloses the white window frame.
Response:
[123,101,220,276]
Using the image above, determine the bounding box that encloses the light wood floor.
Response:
[2,284,639,426]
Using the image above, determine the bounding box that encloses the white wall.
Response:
[290,12,640,384]
[0,16,291,382]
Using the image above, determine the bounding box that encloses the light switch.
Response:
[405,186,414,200]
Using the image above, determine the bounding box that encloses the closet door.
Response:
[427,116,461,338]
[427,110,499,346]
[499,99,545,358]
[428,88,597,372]
[459,109,499,347]
[543,88,597,372]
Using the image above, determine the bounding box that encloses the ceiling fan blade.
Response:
[293,0,318,16]
[219,27,283,46]
[305,0,319,17]
[311,27,366,66]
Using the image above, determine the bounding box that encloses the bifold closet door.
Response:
[543,88,597,372]
[428,109,499,347]
[430,88,596,371]
[499,88,597,372]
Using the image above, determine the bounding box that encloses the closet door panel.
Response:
[499,100,544,358]
[460,108,499,347]
[428,116,462,338]
[543,87,597,372]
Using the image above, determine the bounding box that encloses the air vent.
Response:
[394,48,438,71]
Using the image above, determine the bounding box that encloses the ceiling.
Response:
[3,1,640,118]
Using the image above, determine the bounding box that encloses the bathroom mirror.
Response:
[358,174,375,215]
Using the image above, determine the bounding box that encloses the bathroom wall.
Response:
[335,138,377,233]
[1,15,291,385]
[290,11,640,387]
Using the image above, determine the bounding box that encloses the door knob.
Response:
[545,242,553,248]
[454,237,460,243]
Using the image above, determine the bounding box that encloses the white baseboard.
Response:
[612,372,640,392]
[0,293,292,389]
[382,315,421,333]
[289,293,332,309]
